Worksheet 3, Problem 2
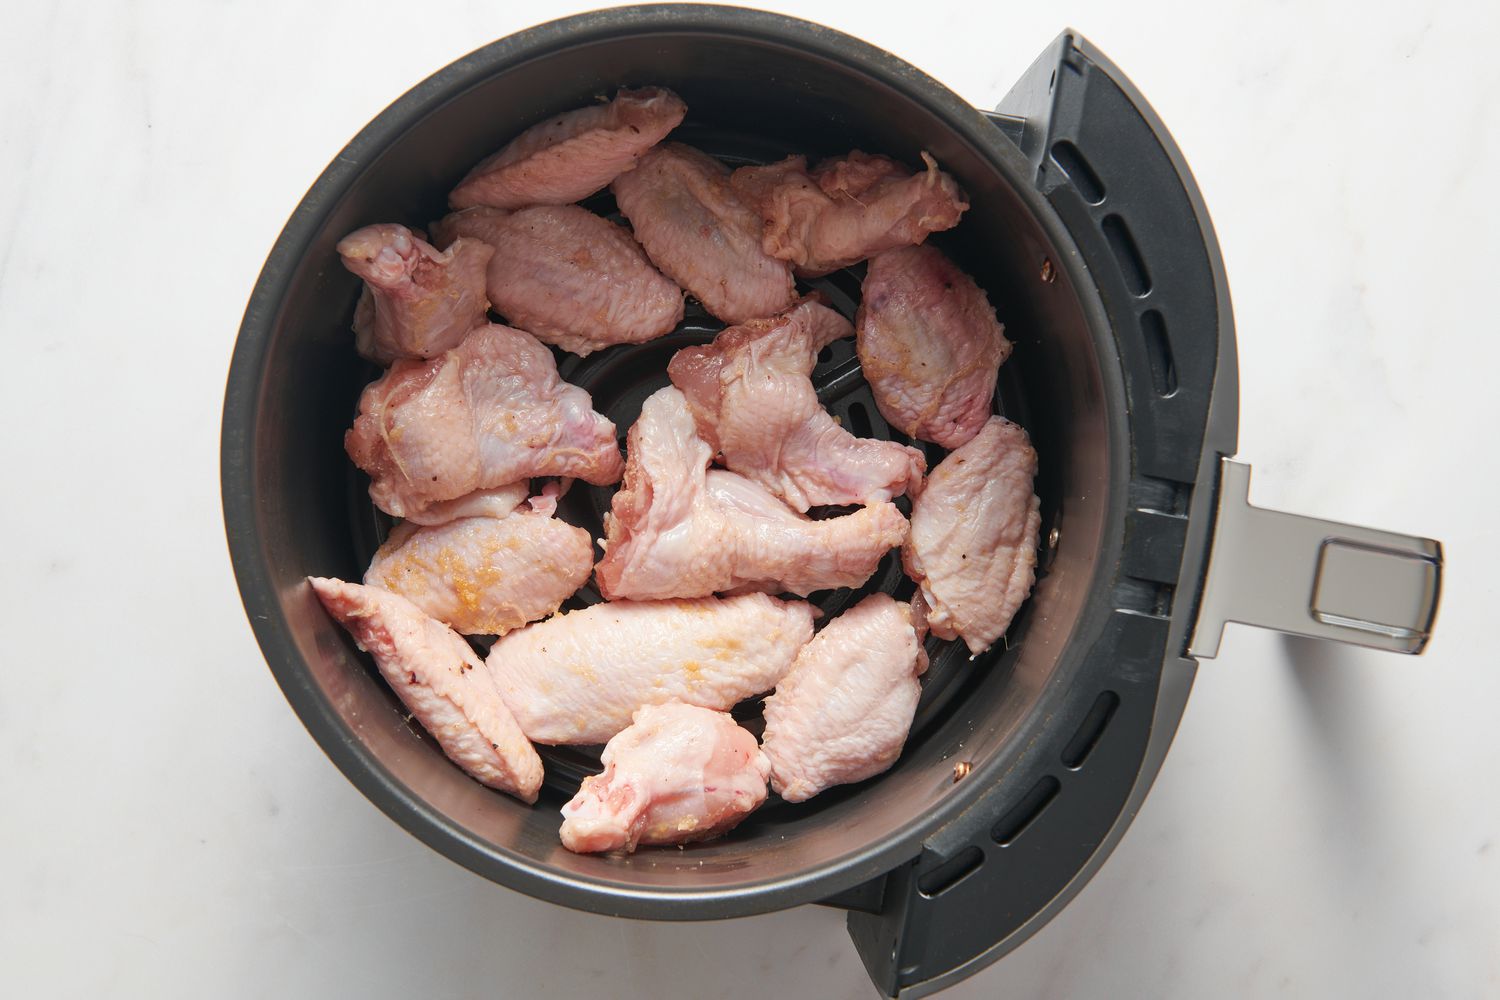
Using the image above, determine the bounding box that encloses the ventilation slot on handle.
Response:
[991,775,1061,846]
[1050,140,1106,204]
[916,845,984,898]
[1139,310,1177,397]
[1061,690,1120,769]
[1101,214,1151,296]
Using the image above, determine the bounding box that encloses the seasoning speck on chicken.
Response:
[364,487,593,636]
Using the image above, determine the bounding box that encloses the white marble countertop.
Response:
[3,1,1495,996]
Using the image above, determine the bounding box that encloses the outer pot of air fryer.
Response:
[220,6,1443,998]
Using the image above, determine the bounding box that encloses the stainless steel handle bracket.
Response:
[1188,459,1443,658]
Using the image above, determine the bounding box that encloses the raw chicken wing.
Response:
[760,593,925,802]
[560,702,770,854]
[668,298,924,511]
[488,592,813,745]
[595,387,909,600]
[337,223,493,363]
[903,417,1040,654]
[345,324,623,519]
[364,491,593,636]
[731,151,967,277]
[857,244,1012,449]
[432,205,684,357]
[448,87,687,210]
[308,577,543,802]
[612,143,796,324]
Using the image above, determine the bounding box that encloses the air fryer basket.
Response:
[229,7,1122,900]
[223,7,1441,997]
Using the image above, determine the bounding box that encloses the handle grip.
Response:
[1189,459,1442,658]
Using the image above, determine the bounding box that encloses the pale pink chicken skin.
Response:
[856,244,1013,449]
[903,417,1041,655]
[488,592,813,745]
[612,143,797,324]
[668,298,924,511]
[432,205,684,357]
[337,224,493,364]
[308,577,543,802]
[345,324,623,519]
[594,387,909,601]
[760,593,925,802]
[448,87,687,210]
[731,150,968,277]
[560,702,770,854]
[399,483,530,526]
[364,490,593,636]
